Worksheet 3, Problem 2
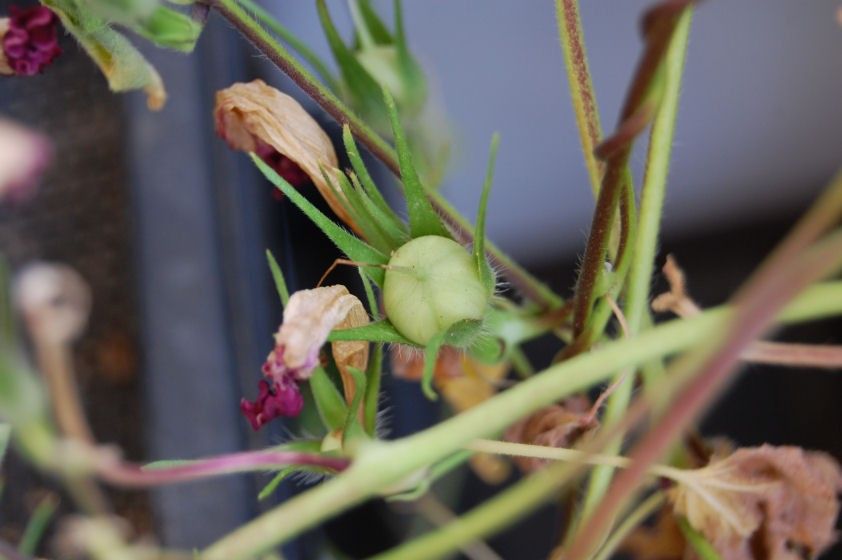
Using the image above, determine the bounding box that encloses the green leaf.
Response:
[342,125,409,245]
[309,367,348,432]
[316,0,384,118]
[383,89,450,239]
[266,250,290,306]
[677,516,723,560]
[131,6,202,53]
[468,335,505,364]
[341,367,366,443]
[328,320,415,345]
[474,133,500,293]
[251,154,388,286]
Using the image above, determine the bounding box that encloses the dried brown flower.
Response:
[669,445,842,560]
[214,80,357,231]
[504,395,597,472]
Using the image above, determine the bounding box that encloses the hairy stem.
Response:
[554,0,603,196]
[572,1,694,336]
[201,280,842,559]
[575,5,693,536]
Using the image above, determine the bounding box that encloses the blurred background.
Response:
[1,0,840,558]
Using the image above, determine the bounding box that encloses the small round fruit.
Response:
[383,235,490,345]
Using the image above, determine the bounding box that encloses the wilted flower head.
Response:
[14,262,91,345]
[0,118,51,203]
[241,285,369,430]
[214,80,357,229]
[0,6,61,76]
[669,445,842,560]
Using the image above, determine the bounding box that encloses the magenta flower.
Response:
[0,6,61,76]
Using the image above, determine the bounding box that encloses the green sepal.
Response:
[316,0,385,121]
[328,320,415,346]
[392,0,427,112]
[354,0,393,45]
[383,89,450,239]
[357,270,384,436]
[342,125,409,244]
[251,154,388,286]
[341,367,367,446]
[265,249,290,306]
[677,516,722,560]
[310,367,349,432]
[348,173,409,248]
[331,171,393,253]
[131,6,202,53]
[474,133,500,294]
[468,335,505,365]
[256,440,328,501]
[420,319,483,400]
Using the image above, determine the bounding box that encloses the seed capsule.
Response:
[383,236,490,345]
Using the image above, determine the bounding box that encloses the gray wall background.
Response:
[275,0,842,264]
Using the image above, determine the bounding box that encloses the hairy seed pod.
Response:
[383,236,490,345]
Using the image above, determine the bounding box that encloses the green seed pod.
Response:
[383,235,491,345]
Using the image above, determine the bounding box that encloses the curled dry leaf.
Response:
[651,254,701,317]
[621,505,687,560]
[391,346,512,484]
[214,80,357,231]
[241,285,369,430]
[503,395,597,473]
[669,444,842,560]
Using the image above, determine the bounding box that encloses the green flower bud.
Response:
[383,236,491,346]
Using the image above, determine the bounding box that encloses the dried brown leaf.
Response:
[504,396,597,472]
[214,80,357,231]
[669,445,842,560]
[276,285,369,404]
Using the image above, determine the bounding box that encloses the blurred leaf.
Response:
[353,0,393,45]
[131,6,202,52]
[18,494,58,556]
[677,516,722,560]
[46,0,166,109]
[316,0,384,119]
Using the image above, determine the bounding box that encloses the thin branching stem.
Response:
[201,280,842,559]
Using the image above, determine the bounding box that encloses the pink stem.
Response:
[97,450,351,488]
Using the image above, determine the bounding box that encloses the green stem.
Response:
[209,0,563,309]
[576,5,693,531]
[201,281,842,559]
[235,0,342,92]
